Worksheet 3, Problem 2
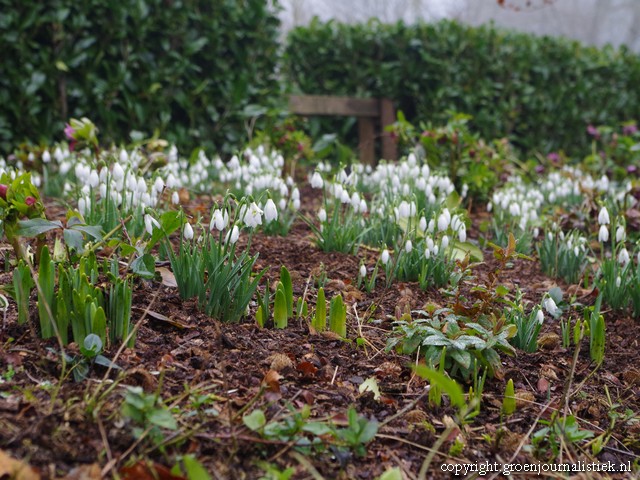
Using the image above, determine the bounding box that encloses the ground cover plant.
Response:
[0,117,640,480]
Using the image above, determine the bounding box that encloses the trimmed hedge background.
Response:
[0,0,280,154]
[283,19,640,156]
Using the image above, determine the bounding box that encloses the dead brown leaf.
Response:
[62,463,101,480]
[263,369,282,392]
[120,461,186,480]
[158,267,177,287]
[0,450,40,480]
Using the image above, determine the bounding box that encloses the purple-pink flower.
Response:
[623,123,638,136]
[587,124,600,139]
[546,152,559,163]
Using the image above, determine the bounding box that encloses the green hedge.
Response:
[0,0,280,154]
[284,19,640,155]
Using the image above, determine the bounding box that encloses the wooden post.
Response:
[380,98,397,161]
[358,117,375,165]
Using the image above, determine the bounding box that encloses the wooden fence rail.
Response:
[288,95,397,164]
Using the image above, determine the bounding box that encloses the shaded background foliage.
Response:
[0,0,280,154]
[283,19,640,156]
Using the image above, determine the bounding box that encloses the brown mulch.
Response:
[0,195,639,479]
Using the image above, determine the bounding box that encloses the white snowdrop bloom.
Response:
[419,216,427,233]
[616,276,622,288]
[405,240,413,253]
[99,183,108,198]
[209,209,224,231]
[310,172,324,189]
[598,206,610,225]
[533,227,539,239]
[153,177,164,194]
[136,177,147,194]
[292,198,300,211]
[487,202,492,212]
[54,146,63,162]
[542,296,559,316]
[292,187,300,201]
[437,212,449,232]
[351,192,360,207]
[278,198,287,211]
[81,185,90,195]
[458,225,467,243]
[618,248,630,266]
[60,161,71,175]
[450,215,461,233]
[536,309,544,324]
[616,226,625,243]
[432,245,439,256]
[574,246,580,257]
[126,174,136,192]
[166,173,178,189]
[263,199,278,223]
[112,162,125,182]
[359,264,367,278]
[243,202,263,228]
[381,249,390,265]
[407,152,416,165]
[226,225,240,244]
[428,219,435,233]
[441,235,449,250]
[340,189,350,204]
[509,203,521,217]
[359,199,368,213]
[144,214,160,235]
[183,222,194,240]
[32,175,41,187]
[398,201,411,219]
[424,248,431,259]
[426,236,435,252]
[119,149,129,164]
[140,192,151,209]
[78,198,86,215]
[598,225,609,243]
[171,191,180,205]
[318,208,327,222]
[279,184,289,197]
[42,150,51,164]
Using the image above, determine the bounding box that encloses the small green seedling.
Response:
[274,284,288,329]
[502,378,516,416]
[312,287,326,331]
[329,293,347,338]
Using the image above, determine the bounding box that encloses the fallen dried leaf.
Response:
[267,353,294,371]
[0,450,40,480]
[537,376,550,394]
[263,369,282,392]
[62,463,101,480]
[296,361,318,378]
[120,461,186,480]
[157,267,177,287]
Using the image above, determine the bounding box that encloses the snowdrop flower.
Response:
[171,191,180,205]
[397,201,411,219]
[381,249,390,265]
[119,149,129,164]
[616,276,622,288]
[243,202,263,228]
[340,189,351,204]
[441,235,449,250]
[598,225,609,243]
[210,209,229,231]
[112,163,125,182]
[437,211,450,232]
[310,172,324,189]
[78,197,90,215]
[405,240,413,253]
[574,246,580,257]
[144,214,160,235]
[359,264,367,278]
[183,222,194,240]
[616,225,625,243]
[427,219,435,233]
[536,309,544,325]
[226,225,240,244]
[264,198,278,223]
[424,248,431,259]
[432,245,439,256]
[359,199,368,213]
[458,225,467,243]
[42,150,51,164]
[426,236,435,252]
[292,198,301,211]
[598,206,610,225]
[618,247,630,266]
[542,296,559,316]
[533,227,539,239]
[292,188,300,201]
[88,170,99,188]
[418,216,427,233]
[318,208,327,222]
